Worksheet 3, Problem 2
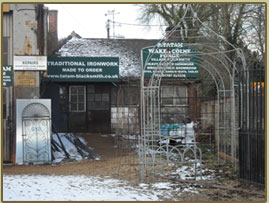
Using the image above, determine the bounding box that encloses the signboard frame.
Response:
[46,56,120,82]
[14,56,47,71]
[3,65,13,87]
[142,41,199,78]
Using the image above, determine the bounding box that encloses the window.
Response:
[87,85,109,110]
[161,86,188,106]
[69,86,86,112]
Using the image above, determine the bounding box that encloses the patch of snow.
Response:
[139,183,149,188]
[183,186,199,194]
[174,165,192,180]
[3,174,188,201]
[171,164,215,181]
[152,182,172,189]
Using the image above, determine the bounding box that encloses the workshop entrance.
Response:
[68,84,111,133]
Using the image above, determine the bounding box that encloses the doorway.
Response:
[86,85,111,133]
[68,84,111,133]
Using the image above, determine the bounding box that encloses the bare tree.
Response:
[137,3,265,96]
[137,4,265,59]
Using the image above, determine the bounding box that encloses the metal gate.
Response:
[16,99,52,164]
[22,103,51,164]
[238,64,265,185]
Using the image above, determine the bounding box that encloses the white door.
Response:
[21,102,51,164]
[22,118,51,164]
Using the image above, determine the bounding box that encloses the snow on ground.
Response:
[3,163,217,201]
[168,163,214,181]
[3,174,195,201]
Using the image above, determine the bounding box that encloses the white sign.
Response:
[14,56,47,70]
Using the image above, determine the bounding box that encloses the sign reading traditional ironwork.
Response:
[14,56,47,70]
[142,42,199,78]
[3,65,13,87]
[46,56,120,82]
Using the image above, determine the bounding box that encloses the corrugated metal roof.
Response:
[59,37,157,78]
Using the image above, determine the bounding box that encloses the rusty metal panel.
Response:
[14,71,40,99]
[15,86,40,99]
[12,4,39,55]
[15,72,36,86]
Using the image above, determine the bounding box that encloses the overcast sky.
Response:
[45,4,166,40]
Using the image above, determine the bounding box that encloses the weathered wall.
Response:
[10,4,47,100]
[3,4,48,163]
[12,4,40,55]
[111,85,140,135]
[201,96,239,156]
[47,10,58,55]
[12,4,40,99]
[200,98,216,129]
[111,107,139,135]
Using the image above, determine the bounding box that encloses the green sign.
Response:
[142,42,199,78]
[46,56,120,82]
[3,65,13,87]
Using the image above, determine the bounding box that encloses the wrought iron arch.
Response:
[139,4,247,180]
[22,102,50,119]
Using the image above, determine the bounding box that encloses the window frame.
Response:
[87,85,110,111]
[69,85,86,112]
[161,85,188,106]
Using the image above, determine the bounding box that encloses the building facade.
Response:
[42,35,201,135]
[2,4,48,162]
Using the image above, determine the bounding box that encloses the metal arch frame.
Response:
[140,51,227,177]
[139,4,247,180]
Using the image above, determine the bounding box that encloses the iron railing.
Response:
[238,64,265,185]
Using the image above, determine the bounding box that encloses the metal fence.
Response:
[238,64,265,185]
